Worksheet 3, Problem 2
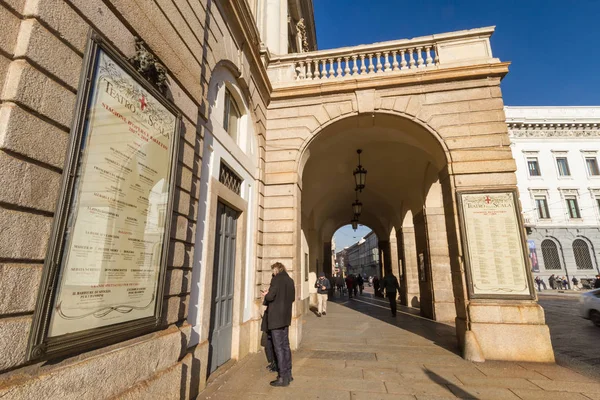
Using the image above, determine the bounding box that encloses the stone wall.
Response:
[0,0,267,397]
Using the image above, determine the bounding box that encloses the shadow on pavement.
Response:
[331,291,460,355]
[425,370,479,399]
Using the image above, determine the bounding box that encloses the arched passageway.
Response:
[300,113,457,326]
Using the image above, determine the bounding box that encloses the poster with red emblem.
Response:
[458,191,533,298]
[46,47,178,337]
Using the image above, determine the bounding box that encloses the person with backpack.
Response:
[314,273,331,317]
[381,271,401,316]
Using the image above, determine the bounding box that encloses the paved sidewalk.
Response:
[197,294,600,400]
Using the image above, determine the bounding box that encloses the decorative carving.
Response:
[129,37,168,94]
[509,129,600,138]
[219,162,243,195]
[296,18,310,53]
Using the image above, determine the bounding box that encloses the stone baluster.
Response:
[384,51,391,72]
[328,58,334,78]
[352,55,358,75]
[306,59,313,79]
[434,44,440,65]
[360,54,366,74]
[408,48,416,69]
[299,61,306,79]
[417,47,424,68]
[375,52,383,72]
[336,57,342,77]
[392,50,399,71]
[368,54,374,73]
[425,46,433,66]
[344,56,350,76]
[313,59,320,79]
[295,61,300,80]
[400,49,408,70]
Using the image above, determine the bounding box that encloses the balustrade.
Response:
[266,27,498,86]
[292,43,438,81]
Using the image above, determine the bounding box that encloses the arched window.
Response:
[223,88,241,142]
[573,239,594,270]
[541,239,562,270]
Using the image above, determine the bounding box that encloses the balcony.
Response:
[266,26,503,90]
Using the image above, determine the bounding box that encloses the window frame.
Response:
[555,156,571,177]
[534,196,551,220]
[223,88,241,143]
[586,156,600,177]
[526,157,541,177]
[565,196,581,219]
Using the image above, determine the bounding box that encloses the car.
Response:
[579,289,600,327]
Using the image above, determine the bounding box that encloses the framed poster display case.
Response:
[456,190,535,300]
[27,31,181,360]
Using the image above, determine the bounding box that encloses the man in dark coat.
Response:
[261,262,295,387]
[381,271,401,316]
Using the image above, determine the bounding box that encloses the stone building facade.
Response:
[340,230,380,277]
[507,106,600,287]
[0,0,557,398]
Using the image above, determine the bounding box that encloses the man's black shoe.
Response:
[270,377,290,387]
[322,312,326,315]
[316,312,321,317]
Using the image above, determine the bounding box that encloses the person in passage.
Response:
[336,274,345,297]
[571,276,579,291]
[314,273,330,317]
[595,274,600,289]
[356,274,364,295]
[261,262,295,387]
[381,271,401,317]
[345,274,354,298]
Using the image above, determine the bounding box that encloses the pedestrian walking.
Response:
[595,274,600,289]
[549,274,556,290]
[314,273,330,317]
[261,262,295,387]
[345,274,354,298]
[373,276,381,297]
[572,276,579,291]
[562,276,568,290]
[356,275,364,295]
[336,274,345,296]
[535,276,543,291]
[381,271,401,316]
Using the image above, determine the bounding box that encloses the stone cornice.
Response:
[270,62,509,99]
[508,126,600,138]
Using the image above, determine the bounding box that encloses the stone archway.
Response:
[262,75,554,362]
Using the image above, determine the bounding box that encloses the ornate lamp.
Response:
[352,191,362,216]
[351,214,359,231]
[353,149,367,192]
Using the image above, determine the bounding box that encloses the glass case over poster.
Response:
[28,32,180,360]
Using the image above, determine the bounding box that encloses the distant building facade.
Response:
[339,231,380,277]
[507,106,600,287]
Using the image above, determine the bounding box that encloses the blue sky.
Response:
[314,0,600,106]
[326,0,600,251]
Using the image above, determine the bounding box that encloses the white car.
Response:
[579,289,600,327]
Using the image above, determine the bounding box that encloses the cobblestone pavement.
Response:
[197,292,600,400]
[538,294,600,379]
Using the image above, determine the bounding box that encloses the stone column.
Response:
[378,241,392,277]
[389,229,401,279]
[402,213,421,308]
[413,211,434,319]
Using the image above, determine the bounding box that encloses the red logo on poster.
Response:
[484,196,491,204]
[139,95,147,111]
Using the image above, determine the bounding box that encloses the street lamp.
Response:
[351,214,359,231]
[352,191,362,216]
[353,149,367,192]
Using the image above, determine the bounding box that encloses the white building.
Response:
[507,106,600,287]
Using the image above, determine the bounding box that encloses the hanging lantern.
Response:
[353,149,367,192]
[352,192,362,216]
[351,214,359,230]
